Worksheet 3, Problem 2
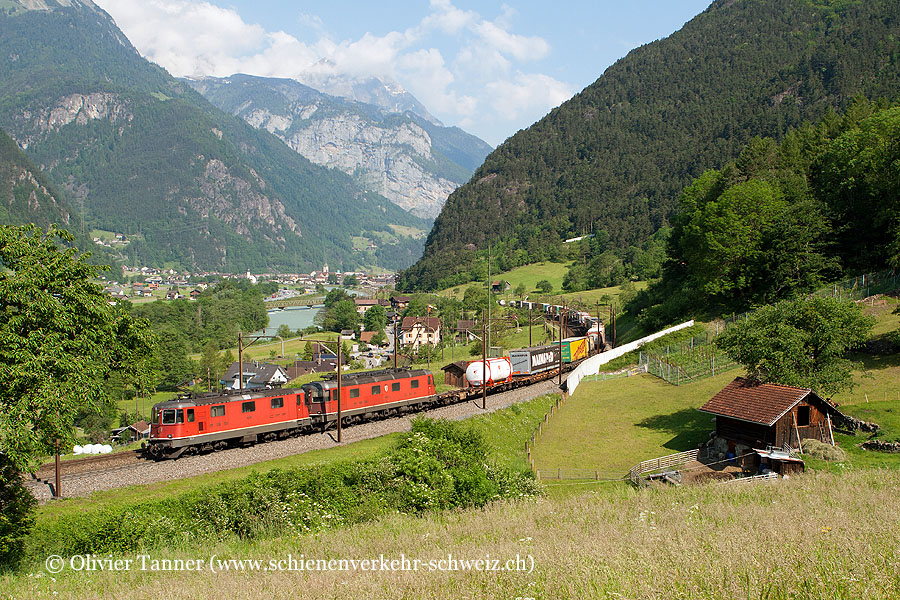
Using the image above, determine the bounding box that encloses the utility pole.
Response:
[482,308,487,410]
[487,243,492,354]
[558,308,564,386]
[393,318,398,370]
[529,304,532,347]
[612,301,617,348]
[337,338,342,443]
[238,331,244,391]
[54,438,61,500]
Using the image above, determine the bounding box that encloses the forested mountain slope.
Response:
[399,0,900,290]
[0,0,428,272]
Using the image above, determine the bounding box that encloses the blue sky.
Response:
[97,0,712,146]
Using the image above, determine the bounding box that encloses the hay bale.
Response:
[802,438,847,461]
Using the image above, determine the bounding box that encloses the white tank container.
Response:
[465,357,512,386]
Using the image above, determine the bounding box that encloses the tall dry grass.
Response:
[7,468,900,599]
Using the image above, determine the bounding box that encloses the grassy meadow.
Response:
[531,370,742,479]
[8,468,900,599]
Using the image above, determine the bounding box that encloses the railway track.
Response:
[24,376,562,502]
[29,450,145,482]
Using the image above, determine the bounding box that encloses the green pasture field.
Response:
[438,261,574,299]
[531,370,742,479]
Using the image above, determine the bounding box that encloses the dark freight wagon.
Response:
[510,345,560,375]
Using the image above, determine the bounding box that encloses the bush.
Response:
[24,418,539,566]
[802,439,847,462]
[0,455,37,571]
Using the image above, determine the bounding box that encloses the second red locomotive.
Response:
[147,368,435,459]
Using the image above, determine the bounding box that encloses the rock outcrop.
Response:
[186,75,492,220]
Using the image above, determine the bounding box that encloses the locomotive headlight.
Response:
[168,434,172,438]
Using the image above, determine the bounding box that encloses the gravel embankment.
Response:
[27,380,560,502]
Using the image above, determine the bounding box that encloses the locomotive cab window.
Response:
[349,388,360,399]
[271,397,284,409]
[211,405,225,417]
[175,409,184,424]
[161,409,176,425]
[186,409,195,423]
[371,385,381,395]
[411,379,420,389]
[391,382,400,391]
[242,401,256,413]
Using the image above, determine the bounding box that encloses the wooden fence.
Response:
[718,472,778,486]
[628,449,701,487]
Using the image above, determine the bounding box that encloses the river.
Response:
[256,305,324,336]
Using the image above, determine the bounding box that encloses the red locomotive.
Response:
[146,368,435,459]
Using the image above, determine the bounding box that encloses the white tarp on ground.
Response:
[563,320,694,396]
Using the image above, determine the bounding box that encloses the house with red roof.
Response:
[699,377,847,474]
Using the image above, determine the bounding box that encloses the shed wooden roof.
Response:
[441,360,468,373]
[699,377,816,426]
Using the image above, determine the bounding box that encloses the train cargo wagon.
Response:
[560,336,588,363]
[465,357,512,387]
[510,345,560,375]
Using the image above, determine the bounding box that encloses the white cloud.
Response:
[95,0,574,145]
[472,20,549,62]
[398,49,477,117]
[485,73,573,121]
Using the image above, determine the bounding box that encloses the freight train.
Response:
[145,321,603,459]
[463,333,598,387]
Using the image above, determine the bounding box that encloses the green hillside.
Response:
[0,1,428,272]
[399,0,900,290]
[0,128,99,253]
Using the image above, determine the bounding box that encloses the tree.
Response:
[0,454,35,570]
[514,283,527,298]
[0,225,156,470]
[320,299,359,333]
[403,294,431,317]
[323,287,351,308]
[536,280,553,294]
[715,297,874,395]
[814,106,900,270]
[462,285,489,312]
[342,274,359,287]
[301,341,314,361]
[276,323,293,339]
[363,304,387,332]
[198,339,223,391]
[0,225,155,567]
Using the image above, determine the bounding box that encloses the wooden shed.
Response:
[700,377,845,455]
[441,361,469,388]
